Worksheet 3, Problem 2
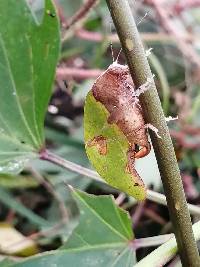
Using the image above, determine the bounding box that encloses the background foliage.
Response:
[0,0,200,266]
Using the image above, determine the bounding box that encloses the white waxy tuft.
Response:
[134,74,155,97]
[165,116,178,122]
[145,47,153,57]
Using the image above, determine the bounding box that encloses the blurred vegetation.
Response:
[0,0,200,265]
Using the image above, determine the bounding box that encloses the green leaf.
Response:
[0,0,60,174]
[0,259,15,267]
[10,189,136,267]
[63,189,134,247]
[84,91,146,200]
[0,173,38,188]
[9,248,135,267]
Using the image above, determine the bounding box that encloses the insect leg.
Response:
[145,123,161,138]
[133,74,155,97]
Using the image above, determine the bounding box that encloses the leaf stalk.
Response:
[105,0,200,266]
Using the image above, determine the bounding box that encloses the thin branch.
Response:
[132,201,145,227]
[174,0,200,13]
[40,149,101,180]
[28,166,68,221]
[105,0,199,266]
[54,0,66,24]
[147,189,200,217]
[76,29,119,42]
[132,234,173,250]
[135,220,200,267]
[149,0,200,71]
[56,67,103,80]
[115,192,126,206]
[75,28,199,44]
[144,208,166,225]
[182,125,200,135]
[170,129,200,150]
[39,149,200,217]
[64,0,98,29]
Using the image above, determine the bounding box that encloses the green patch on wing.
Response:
[84,91,146,200]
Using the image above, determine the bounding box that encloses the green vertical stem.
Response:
[106,0,200,266]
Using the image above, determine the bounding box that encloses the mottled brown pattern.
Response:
[126,146,145,187]
[92,62,151,157]
[86,135,107,155]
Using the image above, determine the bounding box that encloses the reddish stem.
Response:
[64,0,98,29]
[147,0,200,71]
[76,28,196,43]
[56,67,103,79]
[174,0,200,13]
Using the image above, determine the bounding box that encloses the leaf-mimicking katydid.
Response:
[84,59,155,200]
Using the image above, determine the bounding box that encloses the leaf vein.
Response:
[0,34,39,147]
[112,201,132,239]
[76,193,128,241]
[26,34,42,145]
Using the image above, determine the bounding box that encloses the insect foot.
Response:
[134,146,150,159]
[165,116,178,122]
[145,123,161,139]
[134,74,155,97]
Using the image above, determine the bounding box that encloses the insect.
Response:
[84,58,155,200]
[93,62,151,157]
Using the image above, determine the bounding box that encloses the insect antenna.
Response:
[109,20,124,63]
[109,21,115,63]
[110,41,115,63]
[137,11,150,26]
[115,48,123,63]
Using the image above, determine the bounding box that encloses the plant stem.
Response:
[40,150,200,217]
[105,0,199,266]
[135,220,200,267]
[146,190,200,216]
[56,67,103,79]
[40,149,101,181]
[73,28,198,44]
[133,234,174,250]
[64,0,98,29]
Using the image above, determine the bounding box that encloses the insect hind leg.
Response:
[134,74,155,97]
[145,123,161,138]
